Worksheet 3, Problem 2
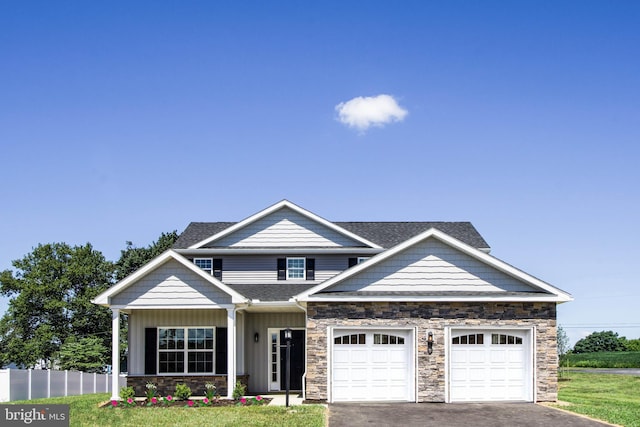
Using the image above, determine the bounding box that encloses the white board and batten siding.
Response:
[329,238,536,293]
[209,207,364,248]
[110,260,232,307]
[128,309,228,375]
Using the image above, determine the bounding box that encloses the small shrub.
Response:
[175,383,192,400]
[119,386,135,400]
[145,382,158,400]
[232,381,246,400]
[204,382,217,400]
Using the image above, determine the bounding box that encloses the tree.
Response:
[0,232,179,369]
[557,325,571,377]
[0,243,113,368]
[626,339,640,352]
[557,325,570,357]
[115,231,178,281]
[573,330,628,353]
[56,336,108,373]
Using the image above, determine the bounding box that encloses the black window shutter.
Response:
[144,328,157,375]
[213,259,223,280]
[216,327,227,374]
[306,258,315,280]
[348,257,357,268]
[277,258,286,280]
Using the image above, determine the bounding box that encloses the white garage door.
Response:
[450,329,532,402]
[332,329,413,402]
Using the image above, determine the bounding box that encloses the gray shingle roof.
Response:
[335,222,489,249]
[173,222,236,248]
[227,283,317,301]
[173,221,489,249]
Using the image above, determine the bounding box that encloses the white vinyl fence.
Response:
[0,369,126,402]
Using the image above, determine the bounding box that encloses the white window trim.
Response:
[357,257,370,264]
[157,326,216,375]
[286,257,306,280]
[193,258,213,275]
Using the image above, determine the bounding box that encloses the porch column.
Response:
[226,308,236,399]
[111,308,120,401]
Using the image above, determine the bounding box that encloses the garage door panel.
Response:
[390,349,406,362]
[508,351,524,363]
[333,367,350,381]
[389,367,407,380]
[467,349,486,363]
[468,367,487,380]
[351,350,368,363]
[489,350,506,363]
[371,350,389,363]
[333,350,351,363]
[451,351,467,363]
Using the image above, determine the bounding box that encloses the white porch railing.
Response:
[0,369,126,402]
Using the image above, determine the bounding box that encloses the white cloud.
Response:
[335,94,408,132]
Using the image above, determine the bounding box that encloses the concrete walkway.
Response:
[265,393,305,406]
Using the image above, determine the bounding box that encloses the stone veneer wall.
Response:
[306,302,557,402]
[127,374,249,397]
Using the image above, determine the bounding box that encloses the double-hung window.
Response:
[158,327,214,374]
[194,258,212,275]
[277,257,314,280]
[287,257,305,279]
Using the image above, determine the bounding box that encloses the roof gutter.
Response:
[174,248,384,255]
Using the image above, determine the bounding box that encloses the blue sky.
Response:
[1,1,639,346]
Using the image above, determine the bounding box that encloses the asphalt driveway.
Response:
[328,402,613,427]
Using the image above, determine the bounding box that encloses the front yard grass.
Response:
[10,393,326,427]
[556,372,640,427]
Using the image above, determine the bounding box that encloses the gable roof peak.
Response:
[187,200,382,249]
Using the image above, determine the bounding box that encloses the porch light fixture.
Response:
[427,332,434,355]
[283,328,292,407]
[254,332,259,343]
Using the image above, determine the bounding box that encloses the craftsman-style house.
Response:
[93,200,571,402]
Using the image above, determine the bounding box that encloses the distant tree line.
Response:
[0,231,178,372]
[572,330,640,353]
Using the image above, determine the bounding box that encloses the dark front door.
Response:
[280,329,305,391]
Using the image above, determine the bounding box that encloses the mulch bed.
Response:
[101,397,271,408]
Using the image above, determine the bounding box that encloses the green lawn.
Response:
[562,351,640,368]
[9,393,326,427]
[557,372,640,427]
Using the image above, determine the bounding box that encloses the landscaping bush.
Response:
[120,386,135,400]
[232,381,246,400]
[174,383,192,400]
